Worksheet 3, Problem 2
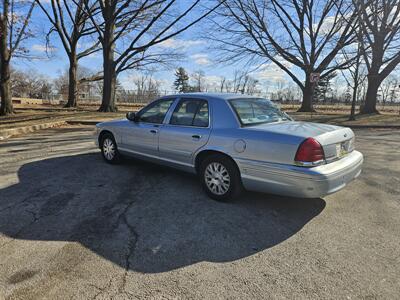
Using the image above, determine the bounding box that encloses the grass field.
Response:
[1,102,399,132]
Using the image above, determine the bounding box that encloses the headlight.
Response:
[348,137,355,152]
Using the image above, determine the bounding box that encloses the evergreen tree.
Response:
[174,67,190,93]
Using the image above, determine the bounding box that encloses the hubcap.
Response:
[103,138,115,160]
[204,162,231,195]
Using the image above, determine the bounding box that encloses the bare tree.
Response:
[133,73,161,102]
[388,76,399,103]
[11,68,52,98]
[219,76,226,92]
[53,66,98,100]
[82,0,223,112]
[232,70,246,93]
[192,70,205,92]
[36,0,100,108]
[355,0,400,114]
[379,75,398,106]
[209,0,358,112]
[239,74,249,94]
[339,42,367,120]
[224,79,233,92]
[275,80,286,101]
[0,0,35,115]
[245,76,259,95]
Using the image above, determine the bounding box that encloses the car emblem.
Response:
[344,133,347,138]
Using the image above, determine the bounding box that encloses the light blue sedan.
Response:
[95,93,363,201]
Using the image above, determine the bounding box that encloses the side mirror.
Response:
[126,111,137,122]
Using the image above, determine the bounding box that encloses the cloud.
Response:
[31,44,56,53]
[159,38,205,50]
[256,65,287,82]
[203,75,223,90]
[254,58,294,83]
[191,54,211,65]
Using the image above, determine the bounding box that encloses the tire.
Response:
[100,133,121,164]
[199,154,243,201]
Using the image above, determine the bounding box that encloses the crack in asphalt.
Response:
[89,278,113,300]
[0,189,44,214]
[87,168,163,299]
[118,205,139,295]
[0,192,71,251]
[115,169,154,296]
[0,206,39,251]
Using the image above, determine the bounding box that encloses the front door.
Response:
[158,98,211,166]
[122,98,175,156]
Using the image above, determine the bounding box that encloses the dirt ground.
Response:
[1,104,399,133]
[0,126,399,299]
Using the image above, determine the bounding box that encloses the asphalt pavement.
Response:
[0,126,399,299]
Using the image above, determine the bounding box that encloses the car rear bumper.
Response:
[237,150,363,198]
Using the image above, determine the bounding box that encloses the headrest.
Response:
[186,102,198,114]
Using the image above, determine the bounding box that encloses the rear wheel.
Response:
[100,133,121,164]
[199,154,243,201]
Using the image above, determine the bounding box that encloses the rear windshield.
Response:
[229,98,291,126]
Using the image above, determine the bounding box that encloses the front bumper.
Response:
[238,150,364,198]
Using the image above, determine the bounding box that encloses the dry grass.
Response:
[1,103,399,131]
[0,108,125,130]
[290,112,400,126]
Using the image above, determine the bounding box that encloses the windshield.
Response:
[229,98,291,126]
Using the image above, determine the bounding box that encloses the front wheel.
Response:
[199,154,243,201]
[100,133,121,164]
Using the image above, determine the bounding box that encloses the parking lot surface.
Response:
[0,126,399,299]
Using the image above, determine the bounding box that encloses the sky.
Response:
[12,2,292,95]
[10,0,400,99]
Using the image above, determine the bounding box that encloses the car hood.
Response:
[96,119,127,127]
[246,121,342,139]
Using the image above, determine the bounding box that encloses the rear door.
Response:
[158,98,211,166]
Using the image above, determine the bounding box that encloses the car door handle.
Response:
[150,129,158,134]
[192,134,201,140]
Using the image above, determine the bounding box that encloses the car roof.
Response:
[160,92,263,101]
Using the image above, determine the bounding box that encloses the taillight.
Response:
[294,138,325,167]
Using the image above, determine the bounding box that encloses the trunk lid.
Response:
[249,121,355,162]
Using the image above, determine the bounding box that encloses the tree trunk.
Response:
[0,2,13,116]
[349,86,357,121]
[360,74,380,114]
[99,16,117,112]
[99,56,117,112]
[65,55,78,108]
[349,41,361,121]
[298,76,316,112]
[0,58,13,115]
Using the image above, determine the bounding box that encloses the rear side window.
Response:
[229,98,290,126]
[170,99,209,127]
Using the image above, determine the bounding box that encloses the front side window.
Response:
[229,98,291,126]
[170,99,209,127]
[137,99,174,124]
